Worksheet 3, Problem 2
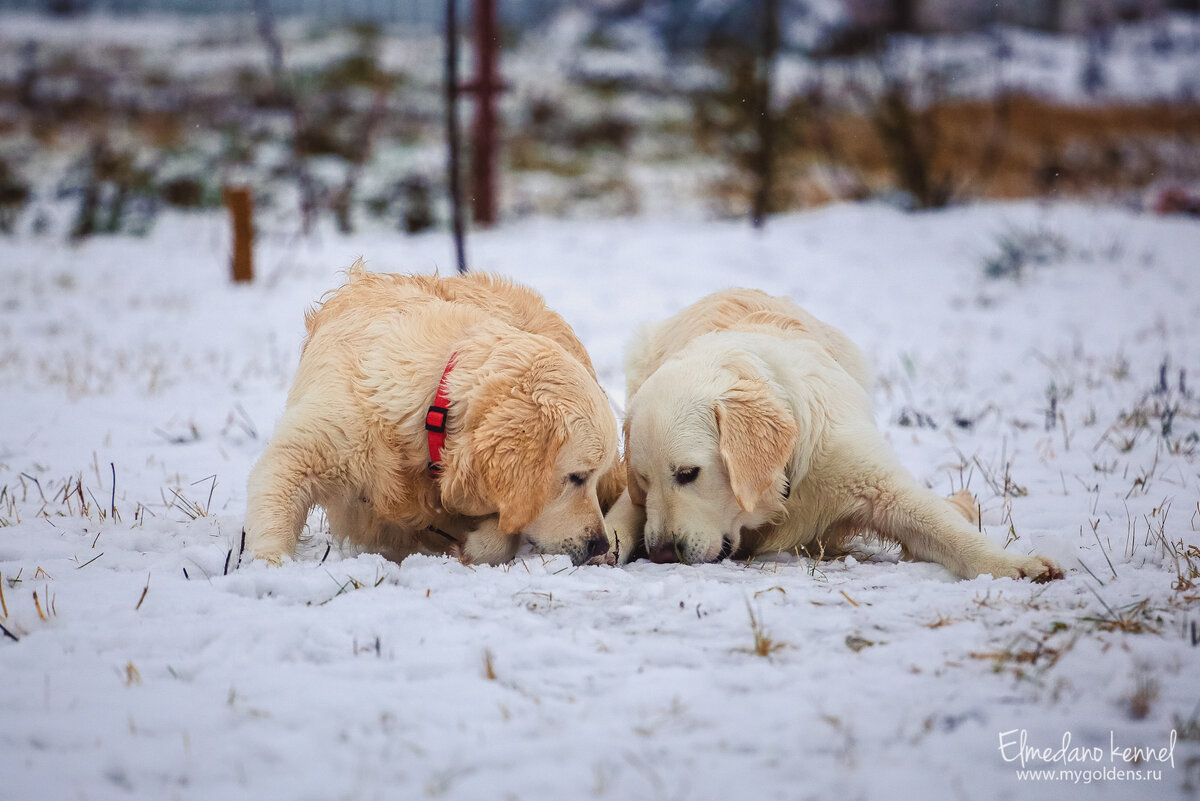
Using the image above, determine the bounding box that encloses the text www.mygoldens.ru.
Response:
[998,729,1178,784]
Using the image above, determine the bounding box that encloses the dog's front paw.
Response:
[459,518,520,565]
[245,539,286,566]
[261,552,285,567]
[603,490,645,566]
[448,540,472,565]
[591,547,618,567]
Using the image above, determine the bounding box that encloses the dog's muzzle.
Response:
[585,532,609,561]
[567,530,609,566]
[648,539,677,564]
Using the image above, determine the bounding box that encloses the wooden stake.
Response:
[224,186,254,283]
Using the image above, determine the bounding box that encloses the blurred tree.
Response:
[252,2,398,234]
[689,0,806,223]
[0,158,31,235]
[751,0,780,227]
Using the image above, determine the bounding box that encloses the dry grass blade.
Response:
[232,402,258,438]
[135,573,150,611]
[0,571,7,618]
[1080,596,1157,634]
[124,662,142,686]
[483,648,497,680]
[153,425,200,445]
[1171,543,1200,592]
[20,473,46,505]
[970,644,1060,667]
[1077,557,1105,587]
[745,599,784,657]
[191,474,217,516]
[167,487,202,520]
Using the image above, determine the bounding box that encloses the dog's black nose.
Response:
[585,533,609,560]
[648,540,678,564]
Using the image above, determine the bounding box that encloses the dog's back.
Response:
[305,266,596,378]
[625,288,870,404]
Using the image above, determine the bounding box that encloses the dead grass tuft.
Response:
[1126,671,1160,720]
[745,600,785,658]
[1081,596,1159,634]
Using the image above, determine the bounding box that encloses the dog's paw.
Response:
[448,541,472,565]
[590,548,618,567]
[978,554,1063,582]
[1022,555,1064,583]
[251,550,285,567]
[458,520,520,566]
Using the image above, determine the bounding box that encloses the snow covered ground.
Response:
[2,201,1199,800]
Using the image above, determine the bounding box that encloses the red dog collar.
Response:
[426,353,458,475]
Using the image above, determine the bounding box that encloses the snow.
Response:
[2,201,1199,799]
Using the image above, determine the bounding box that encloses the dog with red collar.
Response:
[244,266,623,567]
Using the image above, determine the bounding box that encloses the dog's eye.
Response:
[673,466,701,485]
[567,472,589,487]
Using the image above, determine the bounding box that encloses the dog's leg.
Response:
[863,468,1061,581]
[458,516,520,565]
[603,489,645,566]
[898,488,980,561]
[244,421,331,565]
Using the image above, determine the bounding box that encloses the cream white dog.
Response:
[605,288,1062,581]
[245,267,623,567]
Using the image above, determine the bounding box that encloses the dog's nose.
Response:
[585,533,609,560]
[648,539,678,564]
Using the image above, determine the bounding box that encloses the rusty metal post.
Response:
[224,186,254,283]
[445,0,468,272]
[470,0,499,227]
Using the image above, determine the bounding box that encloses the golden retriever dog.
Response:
[605,288,1062,581]
[244,266,623,567]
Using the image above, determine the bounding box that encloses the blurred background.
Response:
[0,0,1198,247]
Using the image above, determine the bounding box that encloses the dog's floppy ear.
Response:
[469,385,566,534]
[597,459,627,513]
[448,357,568,534]
[715,368,796,514]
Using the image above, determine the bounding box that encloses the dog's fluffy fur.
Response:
[245,267,623,566]
[605,288,1062,581]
